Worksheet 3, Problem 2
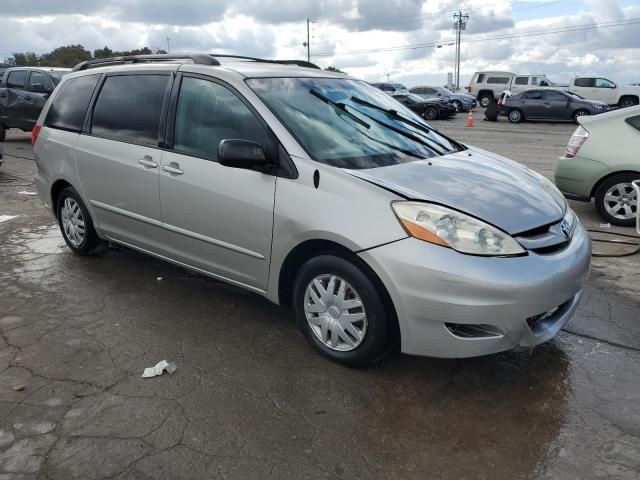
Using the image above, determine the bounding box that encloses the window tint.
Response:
[625,115,640,132]
[523,91,543,100]
[173,77,267,161]
[543,91,567,101]
[411,87,425,94]
[487,77,510,84]
[7,70,27,89]
[574,78,594,88]
[91,74,168,145]
[424,88,437,94]
[44,74,100,133]
[514,77,528,85]
[28,71,50,91]
[595,78,615,88]
[476,74,485,83]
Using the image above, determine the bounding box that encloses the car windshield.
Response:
[403,93,426,103]
[48,71,66,85]
[435,87,450,95]
[392,83,407,90]
[247,77,456,169]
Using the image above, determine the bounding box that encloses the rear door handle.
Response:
[138,155,158,168]
[163,163,184,175]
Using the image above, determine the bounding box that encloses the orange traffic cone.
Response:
[466,110,474,128]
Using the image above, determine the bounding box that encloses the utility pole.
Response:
[453,10,469,90]
[166,36,171,54]
[303,19,310,62]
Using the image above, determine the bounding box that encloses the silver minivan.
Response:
[33,54,591,367]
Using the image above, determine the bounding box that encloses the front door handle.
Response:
[138,156,158,168]
[24,95,32,101]
[163,163,184,175]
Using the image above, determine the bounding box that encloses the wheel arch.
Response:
[590,170,640,198]
[50,179,74,218]
[477,89,494,100]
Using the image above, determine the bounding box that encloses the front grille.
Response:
[514,211,576,255]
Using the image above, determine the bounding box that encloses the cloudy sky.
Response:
[1,0,639,86]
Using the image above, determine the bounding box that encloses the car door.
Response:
[75,72,172,251]
[511,76,529,94]
[542,90,572,119]
[594,78,617,104]
[2,70,29,128]
[25,71,53,126]
[158,74,277,291]
[573,78,598,101]
[520,90,544,117]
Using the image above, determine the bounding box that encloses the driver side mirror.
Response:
[218,139,273,172]
[31,83,52,93]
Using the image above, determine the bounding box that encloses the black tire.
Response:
[478,94,492,108]
[292,254,391,368]
[508,109,524,123]
[452,100,463,112]
[0,124,6,142]
[55,186,101,255]
[424,105,439,120]
[619,96,639,108]
[573,109,589,123]
[594,173,640,227]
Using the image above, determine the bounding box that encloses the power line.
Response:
[314,18,640,57]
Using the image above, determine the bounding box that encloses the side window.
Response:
[425,88,437,94]
[487,77,510,84]
[514,77,528,85]
[44,74,100,133]
[523,91,543,100]
[625,115,640,132]
[91,74,169,146]
[574,78,594,88]
[595,78,615,88]
[543,91,566,102]
[173,77,267,161]
[7,70,27,89]
[28,71,51,91]
[476,74,485,83]
[412,87,425,94]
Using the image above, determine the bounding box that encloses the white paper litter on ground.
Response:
[599,223,611,228]
[18,191,37,195]
[142,360,177,378]
[0,215,18,224]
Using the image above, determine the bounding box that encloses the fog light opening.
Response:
[445,323,504,339]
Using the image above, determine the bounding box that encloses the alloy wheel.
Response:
[452,100,463,112]
[303,274,367,352]
[509,110,522,123]
[603,183,638,220]
[61,197,86,247]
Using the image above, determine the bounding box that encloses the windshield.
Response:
[392,83,407,90]
[48,71,66,85]
[436,87,450,95]
[247,77,456,169]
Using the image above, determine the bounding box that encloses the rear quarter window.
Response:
[625,115,640,133]
[44,74,101,133]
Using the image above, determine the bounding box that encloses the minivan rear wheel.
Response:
[56,186,101,255]
[292,255,390,367]
[594,173,639,227]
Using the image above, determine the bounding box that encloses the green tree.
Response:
[39,45,92,67]
[12,52,39,66]
[325,66,347,74]
[93,46,113,59]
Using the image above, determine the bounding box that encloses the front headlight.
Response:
[392,202,525,256]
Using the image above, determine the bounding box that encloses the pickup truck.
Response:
[467,71,566,107]
[566,77,640,108]
[0,66,69,141]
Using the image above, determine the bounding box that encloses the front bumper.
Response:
[359,222,591,358]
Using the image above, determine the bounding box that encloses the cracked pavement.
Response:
[1,117,639,479]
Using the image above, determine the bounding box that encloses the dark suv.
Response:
[0,67,69,140]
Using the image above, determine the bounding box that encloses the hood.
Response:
[344,147,566,234]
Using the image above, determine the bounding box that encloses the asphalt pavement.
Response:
[0,116,639,479]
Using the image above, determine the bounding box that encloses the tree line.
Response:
[5,45,168,68]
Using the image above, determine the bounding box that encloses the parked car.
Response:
[409,86,477,112]
[555,106,640,226]
[566,77,640,108]
[391,92,456,120]
[0,64,11,80]
[502,89,608,123]
[371,82,408,94]
[467,72,563,107]
[33,54,590,367]
[0,66,69,141]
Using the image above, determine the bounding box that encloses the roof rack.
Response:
[71,53,321,72]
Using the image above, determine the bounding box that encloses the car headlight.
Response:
[392,202,525,256]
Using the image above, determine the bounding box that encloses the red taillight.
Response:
[31,125,41,145]
[565,126,589,158]
[465,86,471,92]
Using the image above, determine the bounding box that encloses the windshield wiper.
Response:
[351,96,466,152]
[309,89,370,129]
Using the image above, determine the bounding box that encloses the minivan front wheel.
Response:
[56,187,100,255]
[293,255,390,367]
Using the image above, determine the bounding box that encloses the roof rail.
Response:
[72,54,220,72]
[71,53,321,72]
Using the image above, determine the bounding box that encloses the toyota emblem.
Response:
[560,219,571,238]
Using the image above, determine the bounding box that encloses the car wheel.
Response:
[478,94,492,108]
[508,109,523,123]
[573,109,589,123]
[452,100,463,112]
[619,96,639,108]
[595,173,640,227]
[292,254,391,367]
[424,106,439,120]
[0,124,5,142]
[56,186,101,255]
